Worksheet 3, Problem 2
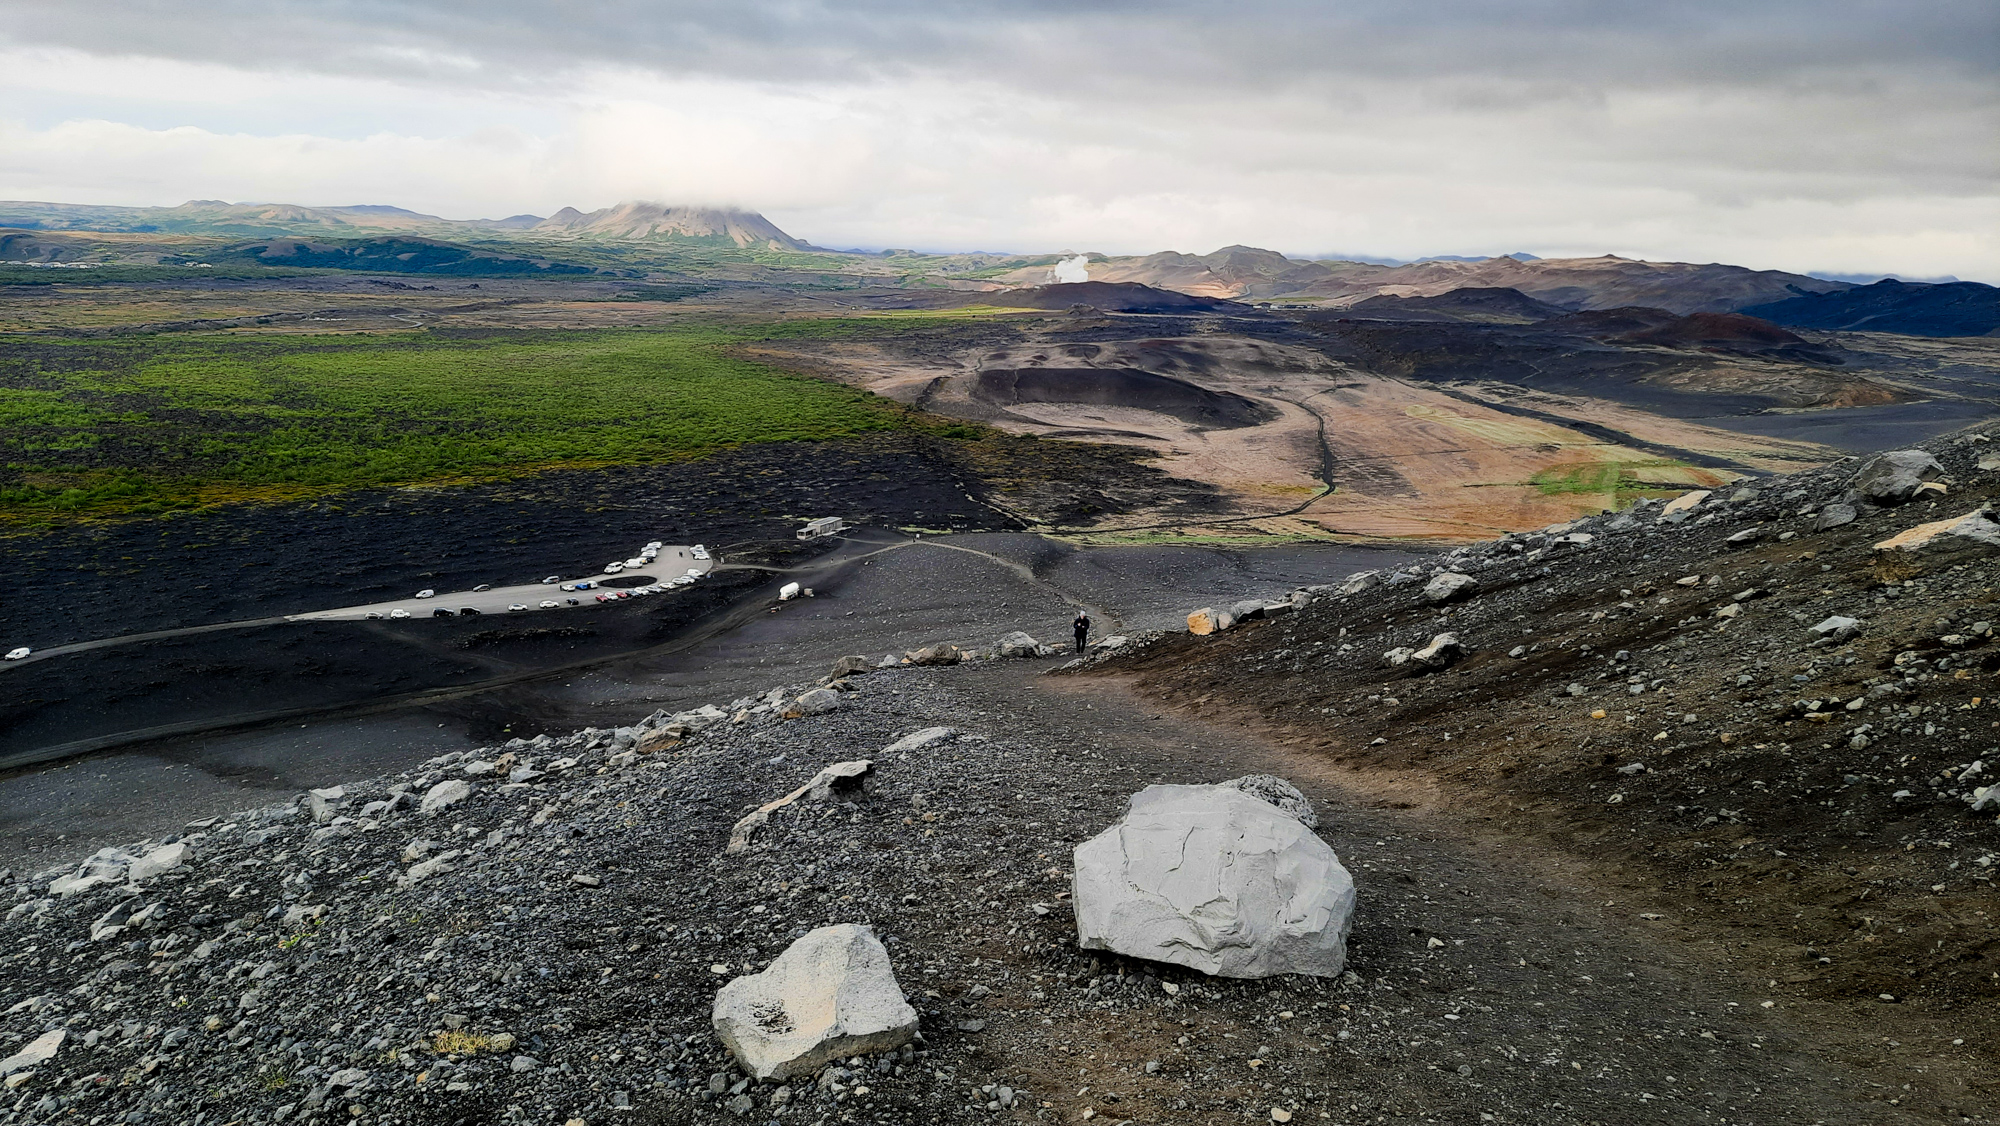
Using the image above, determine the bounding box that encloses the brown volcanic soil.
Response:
[1083,430,2000,1114]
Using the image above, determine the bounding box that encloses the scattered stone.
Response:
[1423,572,1478,605]
[996,631,1043,658]
[1812,503,1857,531]
[1219,773,1318,828]
[1411,632,1466,670]
[127,841,190,882]
[1187,608,1235,635]
[904,645,963,666]
[419,780,472,815]
[727,761,874,854]
[1072,781,1355,978]
[0,1031,63,1076]
[881,727,954,754]
[782,688,845,719]
[1849,450,1944,505]
[1809,616,1864,642]
[1873,506,2000,561]
[828,655,876,678]
[1725,527,1764,545]
[712,923,919,1080]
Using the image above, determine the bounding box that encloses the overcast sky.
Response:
[2,1,1995,277]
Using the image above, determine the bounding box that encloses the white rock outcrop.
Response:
[1072,781,1355,979]
[712,923,919,1080]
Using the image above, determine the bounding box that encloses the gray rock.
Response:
[1725,527,1764,545]
[127,841,190,882]
[419,780,472,815]
[510,1055,540,1072]
[712,923,919,1080]
[904,645,963,666]
[1873,506,2000,561]
[1072,782,1355,979]
[1812,503,1857,531]
[1810,615,1864,642]
[996,631,1042,658]
[1335,570,1380,596]
[1219,774,1318,829]
[1412,632,1466,669]
[828,655,875,678]
[882,727,954,754]
[785,688,844,718]
[0,1030,63,1076]
[1848,450,1944,505]
[1423,572,1478,605]
[1187,608,1235,635]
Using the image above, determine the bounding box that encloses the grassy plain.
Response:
[0,326,933,521]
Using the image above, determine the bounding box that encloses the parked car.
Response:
[508,604,528,612]
[615,590,633,599]
[432,607,453,617]
[4,647,30,661]
[365,612,383,621]
[595,593,612,603]
[459,607,481,616]
[624,557,647,568]
[605,562,625,573]
[473,584,492,592]
[565,598,580,606]
[540,575,561,584]
[389,609,410,619]
[645,540,663,550]
[414,589,436,599]
[539,600,559,609]
[574,581,594,590]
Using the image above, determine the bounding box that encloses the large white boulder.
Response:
[1072,782,1355,979]
[712,924,919,1080]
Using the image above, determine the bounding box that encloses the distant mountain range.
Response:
[2,196,1991,335]
[0,199,808,250]
[1742,279,2000,338]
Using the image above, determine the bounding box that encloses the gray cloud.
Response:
[1,1,1995,276]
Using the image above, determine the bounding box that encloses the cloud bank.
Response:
[2,1,1995,277]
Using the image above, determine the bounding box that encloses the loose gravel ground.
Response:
[0,647,1960,1126]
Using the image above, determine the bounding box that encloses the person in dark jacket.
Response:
[1073,610,1092,653]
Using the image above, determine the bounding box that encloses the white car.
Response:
[624,556,647,568]
[645,541,663,550]
[389,609,411,619]
[691,546,709,560]
[605,562,625,573]
[540,575,561,584]
[414,589,436,599]
[685,568,703,579]
[539,599,559,609]
[4,647,29,661]
[508,603,529,612]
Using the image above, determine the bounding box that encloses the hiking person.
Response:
[1073,609,1092,653]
